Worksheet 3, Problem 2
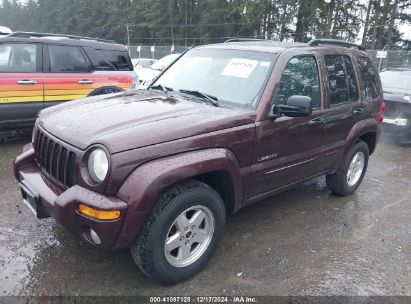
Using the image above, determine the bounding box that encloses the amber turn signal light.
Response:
[77,204,120,220]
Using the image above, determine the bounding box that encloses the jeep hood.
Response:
[39,91,255,153]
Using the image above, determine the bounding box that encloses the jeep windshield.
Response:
[151,48,277,109]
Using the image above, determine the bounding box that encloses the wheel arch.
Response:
[112,148,243,249]
[192,170,236,215]
[344,118,380,157]
[87,86,124,97]
[358,131,377,155]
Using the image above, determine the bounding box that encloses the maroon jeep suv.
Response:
[14,39,384,284]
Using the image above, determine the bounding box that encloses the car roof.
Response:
[197,40,306,54]
[0,35,126,51]
[196,39,366,54]
[0,26,12,35]
[381,66,411,72]
[132,58,156,62]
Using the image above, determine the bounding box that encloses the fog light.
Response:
[90,229,101,245]
[77,204,120,220]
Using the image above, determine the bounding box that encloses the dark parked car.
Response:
[380,67,411,143]
[14,39,384,284]
[0,31,137,137]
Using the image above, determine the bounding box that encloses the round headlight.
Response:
[88,149,109,183]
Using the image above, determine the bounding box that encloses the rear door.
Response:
[249,53,326,197]
[317,53,363,171]
[43,44,102,108]
[0,42,44,129]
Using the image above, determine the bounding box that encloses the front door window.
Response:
[273,56,321,109]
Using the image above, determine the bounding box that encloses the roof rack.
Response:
[8,31,114,43]
[307,39,365,51]
[224,38,266,43]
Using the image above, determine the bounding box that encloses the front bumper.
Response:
[14,144,128,250]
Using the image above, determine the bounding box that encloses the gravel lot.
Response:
[1,135,410,296]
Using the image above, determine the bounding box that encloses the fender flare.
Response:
[343,117,380,158]
[87,86,124,96]
[113,148,243,249]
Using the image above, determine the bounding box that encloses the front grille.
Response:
[34,128,77,188]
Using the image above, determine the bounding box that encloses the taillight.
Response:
[379,101,386,123]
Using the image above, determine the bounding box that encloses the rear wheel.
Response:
[326,141,369,196]
[131,180,226,285]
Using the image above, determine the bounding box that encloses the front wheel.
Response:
[131,180,226,285]
[326,141,369,196]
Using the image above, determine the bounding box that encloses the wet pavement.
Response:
[0,136,410,296]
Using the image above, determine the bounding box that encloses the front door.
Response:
[249,54,326,198]
[43,44,101,109]
[0,42,44,129]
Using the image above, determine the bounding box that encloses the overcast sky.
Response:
[1,0,410,43]
[398,23,411,40]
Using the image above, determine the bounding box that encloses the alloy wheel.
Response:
[164,205,215,268]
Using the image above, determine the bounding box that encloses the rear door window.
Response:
[325,55,359,105]
[48,45,88,73]
[357,57,379,100]
[343,56,359,101]
[83,48,131,71]
[274,55,321,109]
[0,43,37,73]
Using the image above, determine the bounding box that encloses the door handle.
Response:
[352,108,365,115]
[17,79,37,85]
[78,79,94,85]
[308,118,325,127]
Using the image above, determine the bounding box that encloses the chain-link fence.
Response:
[129,45,188,60]
[367,50,411,71]
[130,45,411,72]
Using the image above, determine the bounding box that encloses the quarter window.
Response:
[48,45,88,73]
[84,47,131,71]
[325,55,359,105]
[358,57,379,100]
[0,43,37,73]
[273,56,321,109]
[98,50,130,71]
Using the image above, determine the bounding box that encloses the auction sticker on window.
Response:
[221,58,258,78]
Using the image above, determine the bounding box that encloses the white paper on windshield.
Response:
[221,58,258,78]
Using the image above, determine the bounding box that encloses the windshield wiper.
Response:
[149,84,174,92]
[179,89,219,107]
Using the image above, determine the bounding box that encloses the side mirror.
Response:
[270,95,312,118]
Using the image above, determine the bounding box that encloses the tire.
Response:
[326,141,369,196]
[131,180,226,285]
